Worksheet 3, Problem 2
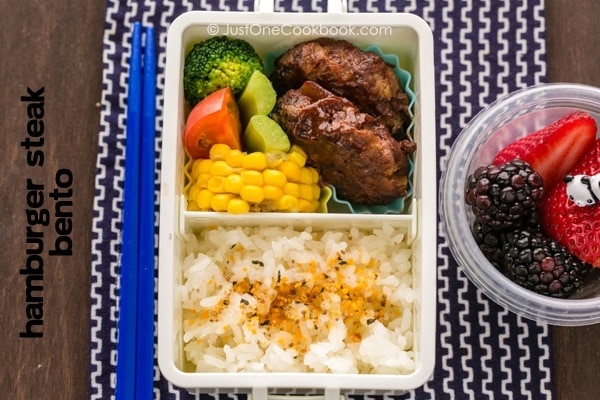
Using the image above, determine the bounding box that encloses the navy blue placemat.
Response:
[88,1,552,399]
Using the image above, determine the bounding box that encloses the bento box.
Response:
[158,1,437,398]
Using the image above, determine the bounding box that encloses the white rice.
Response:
[179,224,416,374]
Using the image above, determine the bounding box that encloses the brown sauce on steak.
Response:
[272,81,416,205]
[270,37,411,138]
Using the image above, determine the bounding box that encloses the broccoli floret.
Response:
[183,36,263,106]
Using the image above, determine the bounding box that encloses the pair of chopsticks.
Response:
[116,21,156,400]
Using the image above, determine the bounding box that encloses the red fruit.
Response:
[540,140,600,267]
[492,111,597,191]
[184,87,242,159]
[492,124,554,165]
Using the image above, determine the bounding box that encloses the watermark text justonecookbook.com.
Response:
[207,23,393,37]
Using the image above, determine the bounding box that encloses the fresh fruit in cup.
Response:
[465,159,544,231]
[465,111,598,298]
[492,111,597,190]
[540,139,600,267]
[184,87,242,159]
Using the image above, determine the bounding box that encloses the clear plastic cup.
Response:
[440,83,600,326]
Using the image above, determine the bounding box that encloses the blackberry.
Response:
[471,220,507,269]
[500,229,592,298]
[465,159,544,231]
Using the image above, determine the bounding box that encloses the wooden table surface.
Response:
[1,1,599,399]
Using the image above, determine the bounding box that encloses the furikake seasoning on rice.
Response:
[179,224,415,374]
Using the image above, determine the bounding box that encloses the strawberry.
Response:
[540,140,600,267]
[492,124,554,165]
[492,111,597,191]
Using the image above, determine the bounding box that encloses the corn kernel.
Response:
[263,169,287,187]
[312,184,321,200]
[227,198,250,214]
[190,159,205,179]
[299,184,314,201]
[283,182,300,198]
[263,185,283,201]
[225,149,244,167]
[189,183,202,201]
[274,194,298,211]
[197,189,214,209]
[299,167,313,184]
[187,200,200,211]
[210,193,235,211]
[287,145,307,167]
[265,151,287,168]
[209,143,231,160]
[240,185,264,204]
[206,176,226,193]
[198,159,213,174]
[197,173,211,188]
[223,174,243,194]
[209,160,233,176]
[278,160,301,182]
[241,170,264,186]
[308,167,320,183]
[298,198,313,212]
[309,199,320,212]
[242,152,268,171]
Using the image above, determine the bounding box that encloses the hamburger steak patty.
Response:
[271,81,416,205]
[270,37,411,137]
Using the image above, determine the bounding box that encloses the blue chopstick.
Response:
[136,25,157,400]
[116,21,142,400]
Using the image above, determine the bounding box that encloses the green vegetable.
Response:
[183,36,263,106]
[243,115,290,153]
[238,70,277,126]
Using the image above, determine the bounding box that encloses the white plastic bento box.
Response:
[158,2,437,399]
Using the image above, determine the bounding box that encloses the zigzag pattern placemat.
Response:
[88,1,553,398]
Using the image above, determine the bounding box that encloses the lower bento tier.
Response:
[179,223,416,374]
